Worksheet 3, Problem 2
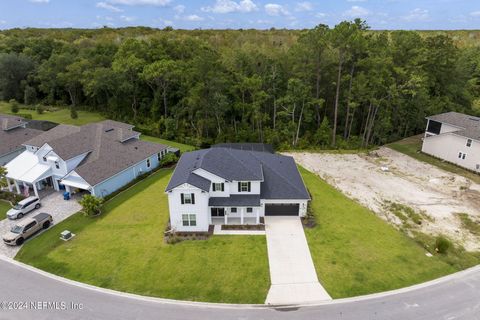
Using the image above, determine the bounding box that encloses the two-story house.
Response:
[422,112,480,173]
[165,145,310,232]
[0,114,41,166]
[4,120,172,198]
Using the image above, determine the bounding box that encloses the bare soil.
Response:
[286,147,480,251]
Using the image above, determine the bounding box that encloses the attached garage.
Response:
[265,203,299,216]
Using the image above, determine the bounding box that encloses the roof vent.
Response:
[134,146,138,150]
[468,117,479,122]
[105,128,114,133]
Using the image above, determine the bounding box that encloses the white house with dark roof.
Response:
[0,114,41,166]
[422,111,480,172]
[4,120,172,198]
[165,145,310,232]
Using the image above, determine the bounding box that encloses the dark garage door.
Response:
[265,203,299,216]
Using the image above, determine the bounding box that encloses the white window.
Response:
[146,158,151,168]
[239,181,250,192]
[246,207,253,213]
[212,183,224,192]
[157,153,162,161]
[54,161,60,169]
[231,207,237,213]
[182,214,197,227]
[463,153,466,160]
[458,152,462,159]
[467,139,472,147]
[182,193,194,204]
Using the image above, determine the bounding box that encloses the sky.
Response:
[0,0,479,30]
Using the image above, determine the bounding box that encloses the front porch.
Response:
[211,217,259,225]
[209,206,262,226]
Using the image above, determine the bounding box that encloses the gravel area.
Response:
[0,192,81,258]
[286,147,480,251]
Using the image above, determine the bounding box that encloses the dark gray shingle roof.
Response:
[0,126,42,156]
[212,143,274,154]
[166,148,310,200]
[427,112,480,140]
[24,124,80,148]
[209,195,261,206]
[0,114,27,131]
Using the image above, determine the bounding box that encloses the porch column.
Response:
[32,183,39,199]
[14,180,20,194]
[256,208,260,224]
[241,208,244,225]
[224,211,228,225]
[6,178,13,192]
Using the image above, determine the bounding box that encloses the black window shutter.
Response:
[221,183,224,191]
[212,183,216,191]
[248,182,251,192]
[238,182,241,192]
[191,193,195,204]
[180,193,184,204]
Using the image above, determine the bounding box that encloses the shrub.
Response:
[79,194,103,217]
[435,236,451,254]
[9,99,19,113]
[70,107,78,119]
[161,152,178,166]
[36,104,44,114]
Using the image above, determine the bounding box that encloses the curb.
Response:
[1,255,479,309]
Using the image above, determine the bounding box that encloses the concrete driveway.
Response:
[264,216,331,305]
[0,192,81,258]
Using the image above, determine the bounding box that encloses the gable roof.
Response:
[166,147,310,200]
[0,114,27,131]
[0,127,42,157]
[19,120,168,186]
[427,112,480,140]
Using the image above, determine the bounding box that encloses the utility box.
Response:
[60,230,75,241]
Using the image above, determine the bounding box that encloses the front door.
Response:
[211,208,225,217]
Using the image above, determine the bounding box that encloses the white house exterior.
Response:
[165,145,310,232]
[422,112,480,173]
[4,120,172,198]
[0,114,41,166]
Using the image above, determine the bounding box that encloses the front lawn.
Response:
[0,200,11,220]
[301,166,471,298]
[387,135,480,184]
[16,169,269,303]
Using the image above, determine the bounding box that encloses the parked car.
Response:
[3,213,53,246]
[6,196,41,220]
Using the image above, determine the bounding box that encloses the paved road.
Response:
[0,258,479,320]
[264,216,331,304]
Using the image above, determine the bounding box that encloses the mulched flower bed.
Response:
[221,224,265,231]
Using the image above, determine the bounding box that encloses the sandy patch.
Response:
[286,147,480,251]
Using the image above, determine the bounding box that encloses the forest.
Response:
[0,21,479,149]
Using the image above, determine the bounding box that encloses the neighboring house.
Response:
[422,111,480,172]
[165,145,310,232]
[4,120,172,198]
[0,114,42,166]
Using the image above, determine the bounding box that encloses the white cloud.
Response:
[0,20,6,24]
[120,15,136,22]
[470,11,480,17]
[96,2,124,12]
[29,0,50,3]
[295,2,313,12]
[403,8,429,21]
[264,3,289,16]
[107,0,171,5]
[343,5,369,17]
[173,5,185,14]
[201,0,258,14]
[184,14,204,21]
[315,12,326,18]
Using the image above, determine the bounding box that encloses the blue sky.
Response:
[0,0,479,30]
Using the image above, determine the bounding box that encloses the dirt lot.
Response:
[286,147,480,251]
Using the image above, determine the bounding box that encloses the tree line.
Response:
[0,21,479,149]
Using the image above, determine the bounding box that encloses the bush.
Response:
[70,107,78,119]
[160,152,178,166]
[435,236,451,254]
[79,194,103,217]
[9,99,19,113]
[0,190,25,204]
[36,104,44,114]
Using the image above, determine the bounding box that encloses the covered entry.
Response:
[265,203,299,216]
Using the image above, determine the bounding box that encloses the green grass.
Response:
[0,102,105,126]
[16,169,269,303]
[141,135,195,153]
[457,213,480,237]
[0,200,11,220]
[387,135,480,184]
[300,166,480,299]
